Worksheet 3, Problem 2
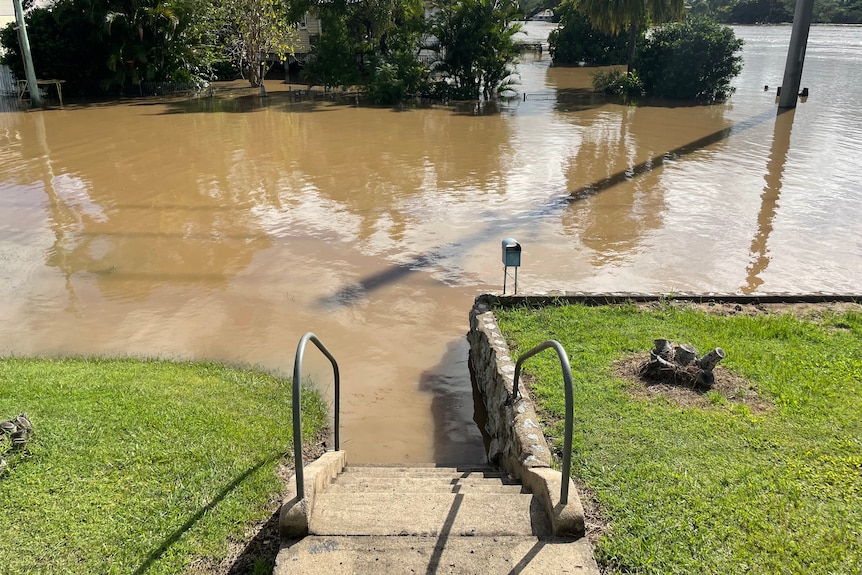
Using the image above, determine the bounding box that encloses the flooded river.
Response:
[1,25,860,464]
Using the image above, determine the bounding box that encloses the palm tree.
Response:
[104,0,182,89]
[430,0,522,100]
[573,0,685,72]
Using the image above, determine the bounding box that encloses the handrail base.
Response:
[280,450,347,538]
[511,463,585,538]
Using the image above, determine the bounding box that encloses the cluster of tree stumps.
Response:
[0,413,32,476]
[639,339,726,391]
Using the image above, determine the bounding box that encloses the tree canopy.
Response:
[549,1,632,66]
[429,0,523,100]
[1,0,524,100]
[0,0,299,93]
[572,0,685,71]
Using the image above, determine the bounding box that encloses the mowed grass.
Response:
[495,303,862,575]
[0,358,326,574]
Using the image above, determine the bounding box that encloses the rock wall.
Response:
[468,299,552,471]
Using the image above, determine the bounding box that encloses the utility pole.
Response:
[12,0,41,108]
[778,0,815,110]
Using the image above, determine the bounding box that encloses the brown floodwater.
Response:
[1,25,861,464]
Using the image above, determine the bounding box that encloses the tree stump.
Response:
[674,344,698,366]
[697,348,726,372]
[639,340,726,391]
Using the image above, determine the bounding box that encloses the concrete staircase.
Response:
[275,455,599,574]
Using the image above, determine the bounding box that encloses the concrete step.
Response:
[340,465,511,479]
[310,492,550,537]
[324,478,526,494]
[331,473,521,486]
[275,535,600,575]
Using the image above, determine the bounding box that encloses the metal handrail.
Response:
[292,332,340,499]
[512,340,574,505]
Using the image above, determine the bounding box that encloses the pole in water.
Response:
[778,0,815,110]
[12,0,41,108]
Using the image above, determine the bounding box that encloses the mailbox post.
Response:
[501,238,521,294]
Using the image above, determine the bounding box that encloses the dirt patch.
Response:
[614,354,773,413]
[635,299,861,319]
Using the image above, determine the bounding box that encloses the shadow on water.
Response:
[418,338,490,465]
[311,193,567,310]
[567,108,778,202]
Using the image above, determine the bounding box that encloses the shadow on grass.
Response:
[226,508,282,575]
[132,455,277,575]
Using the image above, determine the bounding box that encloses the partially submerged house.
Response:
[289,13,323,67]
[531,9,554,22]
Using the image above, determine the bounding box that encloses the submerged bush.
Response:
[592,68,644,98]
[635,17,743,103]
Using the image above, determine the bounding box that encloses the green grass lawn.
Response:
[0,358,326,574]
[495,302,862,575]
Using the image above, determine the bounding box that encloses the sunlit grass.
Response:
[0,357,326,574]
[495,303,862,575]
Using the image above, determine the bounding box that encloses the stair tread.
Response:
[324,481,526,494]
[340,466,510,478]
[332,474,521,484]
[275,535,600,575]
[311,492,550,537]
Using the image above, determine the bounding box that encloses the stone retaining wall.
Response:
[468,296,585,537]
[468,301,551,470]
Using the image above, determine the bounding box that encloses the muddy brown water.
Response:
[1,25,861,464]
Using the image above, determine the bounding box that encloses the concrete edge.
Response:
[467,303,584,538]
[279,450,347,538]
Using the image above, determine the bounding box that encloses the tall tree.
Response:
[199,0,299,86]
[573,0,685,72]
[102,0,183,88]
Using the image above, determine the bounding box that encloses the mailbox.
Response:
[501,238,521,267]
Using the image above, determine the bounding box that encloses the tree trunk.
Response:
[627,22,638,74]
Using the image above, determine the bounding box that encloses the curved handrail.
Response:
[292,332,340,499]
[512,340,574,505]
